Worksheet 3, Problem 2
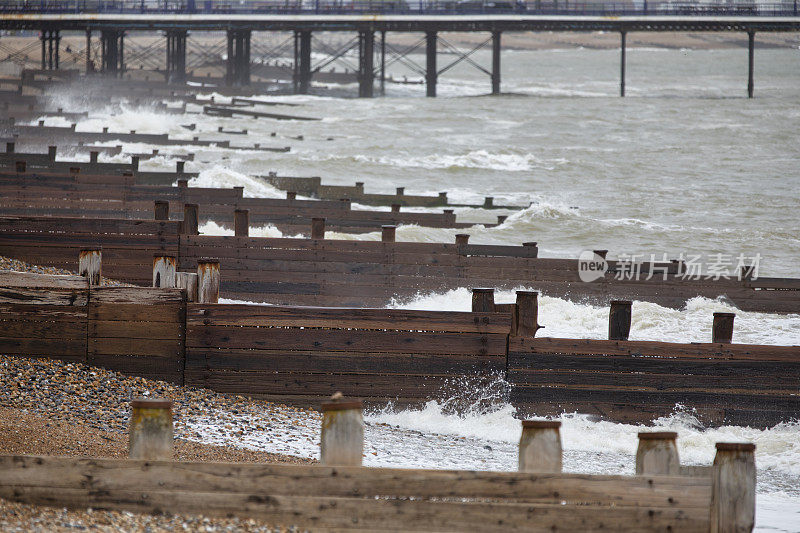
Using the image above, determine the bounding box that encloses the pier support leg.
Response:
[40,31,46,70]
[426,31,437,97]
[620,30,627,97]
[166,30,187,84]
[226,30,251,87]
[85,29,92,73]
[491,30,501,95]
[747,31,755,98]
[380,30,386,96]
[358,30,375,98]
[293,30,312,94]
[55,32,60,69]
[101,30,123,78]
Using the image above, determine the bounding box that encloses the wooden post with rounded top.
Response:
[129,399,173,461]
[197,259,220,304]
[635,432,680,475]
[320,398,364,466]
[518,420,562,473]
[710,442,756,533]
[234,209,249,237]
[153,254,177,288]
[515,291,541,337]
[311,217,326,239]
[381,225,396,243]
[154,200,169,221]
[182,204,199,235]
[523,242,539,258]
[608,300,632,341]
[78,248,102,286]
[713,313,735,344]
[175,272,198,302]
[472,288,495,313]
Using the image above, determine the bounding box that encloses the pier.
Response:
[1,2,799,97]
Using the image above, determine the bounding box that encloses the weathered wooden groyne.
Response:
[1,213,797,312]
[0,404,758,532]
[2,270,797,427]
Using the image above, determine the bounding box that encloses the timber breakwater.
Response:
[0,32,798,529]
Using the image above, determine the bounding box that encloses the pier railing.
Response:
[1,0,797,17]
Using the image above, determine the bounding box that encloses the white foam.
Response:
[189,166,285,198]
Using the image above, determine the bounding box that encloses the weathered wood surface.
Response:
[185,303,509,401]
[87,287,186,384]
[0,283,88,362]
[508,337,800,427]
[0,455,713,532]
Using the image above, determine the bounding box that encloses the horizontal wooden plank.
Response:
[186,349,503,375]
[88,338,183,358]
[89,303,185,323]
[509,337,800,362]
[0,337,86,357]
[187,327,507,356]
[0,271,87,289]
[188,304,511,333]
[89,320,183,340]
[0,318,86,340]
[0,287,88,306]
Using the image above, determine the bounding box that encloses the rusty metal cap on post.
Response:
[637,431,678,440]
[522,420,561,429]
[715,442,756,452]
[131,399,173,409]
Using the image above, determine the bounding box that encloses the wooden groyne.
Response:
[2,270,798,427]
[1,214,798,312]
[0,411,757,532]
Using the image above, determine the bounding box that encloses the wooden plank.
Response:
[186,349,503,375]
[89,320,183,340]
[88,338,183,358]
[0,287,88,306]
[0,456,712,506]
[509,337,800,362]
[89,303,185,323]
[188,304,511,333]
[187,327,508,356]
[0,271,87,289]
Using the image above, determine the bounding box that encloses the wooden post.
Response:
[515,291,540,337]
[234,209,249,237]
[197,259,220,304]
[636,432,680,475]
[233,186,244,198]
[15,161,26,173]
[154,200,169,220]
[78,248,102,286]
[90,151,98,164]
[311,217,326,239]
[518,420,562,473]
[391,204,401,213]
[608,300,632,341]
[484,196,494,208]
[472,288,495,313]
[497,215,507,225]
[712,312,735,343]
[152,254,177,289]
[182,204,199,235]
[48,145,57,164]
[129,399,173,461]
[6,141,14,153]
[176,160,185,174]
[175,272,198,302]
[381,225,396,243]
[177,179,188,188]
[455,234,470,245]
[523,242,539,258]
[711,443,756,533]
[131,155,139,172]
[320,399,363,466]
[396,187,404,196]
[594,249,608,260]
[286,191,297,200]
